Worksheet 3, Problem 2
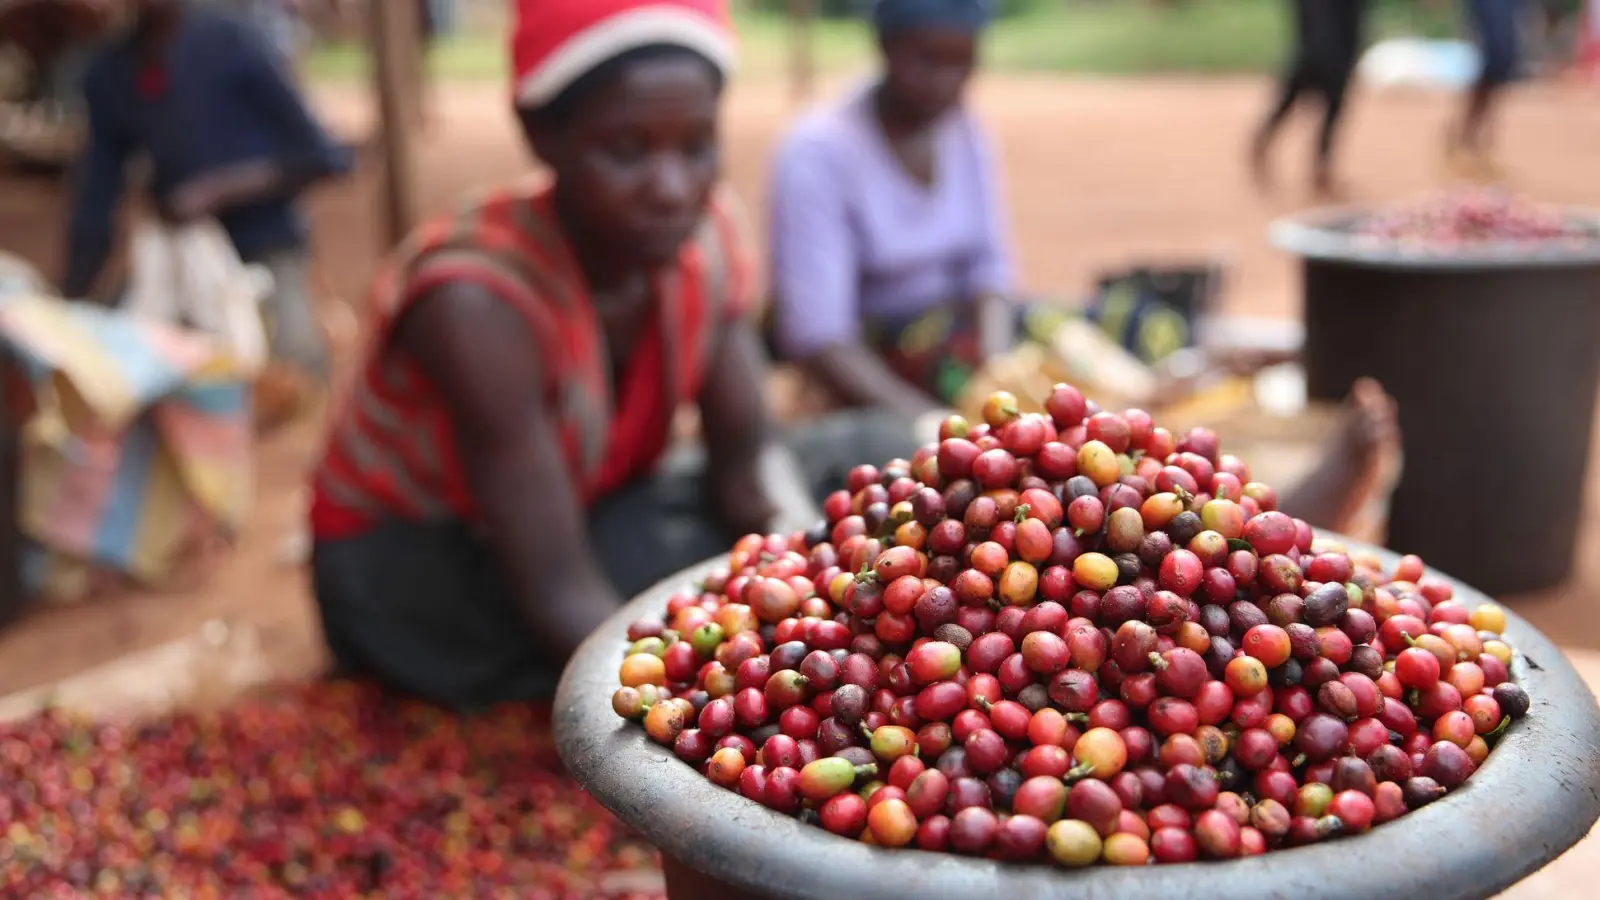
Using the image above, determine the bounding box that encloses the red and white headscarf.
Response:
[510,0,737,110]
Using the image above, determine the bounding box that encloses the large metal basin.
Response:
[555,539,1600,900]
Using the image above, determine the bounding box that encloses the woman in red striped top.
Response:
[309,0,916,708]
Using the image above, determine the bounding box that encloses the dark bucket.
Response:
[1273,211,1600,597]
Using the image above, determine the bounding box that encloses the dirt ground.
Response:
[1,71,1598,897]
[2,71,1599,697]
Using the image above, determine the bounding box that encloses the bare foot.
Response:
[1312,168,1351,203]
[1446,145,1507,185]
[1279,378,1401,533]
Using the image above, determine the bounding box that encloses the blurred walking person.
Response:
[1250,0,1371,196]
[1583,0,1600,80]
[1450,0,1527,177]
[62,0,352,407]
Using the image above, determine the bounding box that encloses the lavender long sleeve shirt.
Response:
[768,87,1015,360]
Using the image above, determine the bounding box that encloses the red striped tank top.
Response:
[309,181,755,538]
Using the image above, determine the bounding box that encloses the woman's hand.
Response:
[710,444,821,539]
[159,177,229,224]
[160,160,283,224]
[699,320,819,538]
[709,463,779,538]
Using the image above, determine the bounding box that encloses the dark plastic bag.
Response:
[1085,262,1225,366]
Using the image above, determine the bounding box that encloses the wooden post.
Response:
[369,0,421,248]
[788,0,816,104]
[403,0,429,130]
[0,353,26,634]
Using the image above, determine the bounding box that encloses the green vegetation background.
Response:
[306,0,1470,82]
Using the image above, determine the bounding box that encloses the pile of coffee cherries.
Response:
[1351,188,1596,251]
[0,682,661,898]
[613,384,1530,867]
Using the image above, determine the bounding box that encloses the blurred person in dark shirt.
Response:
[1250,0,1370,196]
[62,0,352,387]
[219,0,306,68]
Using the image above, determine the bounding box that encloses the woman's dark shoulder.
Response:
[407,180,564,262]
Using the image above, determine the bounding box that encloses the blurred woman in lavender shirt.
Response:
[768,0,1400,531]
[769,0,1018,431]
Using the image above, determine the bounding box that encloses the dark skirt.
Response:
[311,411,920,710]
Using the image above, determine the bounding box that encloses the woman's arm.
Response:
[966,119,1019,364]
[0,360,27,631]
[395,281,619,662]
[700,317,819,536]
[800,345,944,425]
[61,66,131,299]
[160,158,293,223]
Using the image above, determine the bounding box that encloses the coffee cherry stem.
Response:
[1064,762,1097,783]
[1486,715,1510,742]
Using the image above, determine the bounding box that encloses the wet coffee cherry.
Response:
[1493,682,1531,720]
[949,807,1000,856]
[1046,819,1103,868]
[1101,832,1150,866]
[995,814,1050,861]
[1194,809,1242,858]
[820,793,868,837]
[1067,779,1123,836]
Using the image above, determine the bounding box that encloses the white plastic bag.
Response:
[1358,39,1482,92]
[121,218,273,375]
[0,250,49,299]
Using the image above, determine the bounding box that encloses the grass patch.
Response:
[301,8,875,84]
[303,1,1469,83]
[984,1,1289,75]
